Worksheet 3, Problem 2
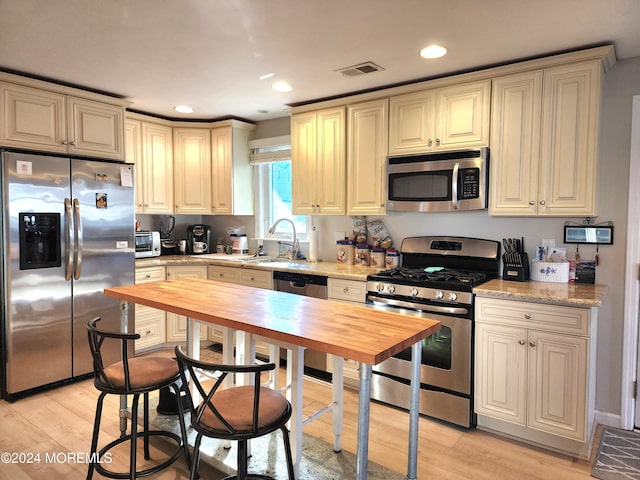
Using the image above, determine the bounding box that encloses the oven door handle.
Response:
[368,296,469,316]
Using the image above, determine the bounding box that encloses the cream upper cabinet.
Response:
[489,71,543,215]
[388,80,490,155]
[211,121,255,215]
[291,107,346,215]
[173,127,212,214]
[138,121,174,214]
[490,61,601,216]
[0,82,125,160]
[475,297,596,458]
[125,119,144,211]
[347,99,389,215]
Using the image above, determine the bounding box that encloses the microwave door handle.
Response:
[452,162,460,209]
[64,198,74,281]
[73,198,83,280]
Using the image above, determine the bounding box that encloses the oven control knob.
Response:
[410,288,419,297]
[448,292,458,301]
[388,285,396,294]
[435,290,444,299]
[376,283,385,292]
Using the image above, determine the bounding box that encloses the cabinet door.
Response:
[475,323,527,425]
[489,71,543,216]
[166,266,208,342]
[141,122,174,214]
[211,126,233,214]
[347,99,388,215]
[539,61,600,216]
[436,80,491,150]
[388,89,436,155]
[528,330,588,440]
[316,107,346,214]
[134,266,166,351]
[125,119,144,212]
[0,82,67,152]
[291,112,317,215]
[173,128,212,214]
[67,97,124,160]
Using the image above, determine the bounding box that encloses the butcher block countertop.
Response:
[473,278,608,308]
[136,254,382,281]
[105,277,441,365]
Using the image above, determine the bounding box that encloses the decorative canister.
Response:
[371,247,386,267]
[336,239,355,265]
[385,248,400,268]
[355,244,371,266]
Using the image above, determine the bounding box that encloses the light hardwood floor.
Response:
[0,347,600,479]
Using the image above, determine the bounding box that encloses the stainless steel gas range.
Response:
[366,236,500,428]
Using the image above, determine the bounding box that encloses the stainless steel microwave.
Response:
[387,147,489,212]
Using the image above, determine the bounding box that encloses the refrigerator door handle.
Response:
[73,198,83,280]
[65,198,74,281]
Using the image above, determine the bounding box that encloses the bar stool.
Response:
[86,318,190,479]
[175,344,295,480]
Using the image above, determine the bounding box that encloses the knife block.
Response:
[503,252,530,282]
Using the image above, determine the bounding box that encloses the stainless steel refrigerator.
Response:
[1,151,135,397]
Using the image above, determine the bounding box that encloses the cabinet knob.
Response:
[428,138,433,147]
[539,200,546,206]
[61,140,68,145]
[145,274,151,278]
[524,313,531,320]
[435,138,441,147]
[250,276,255,281]
[69,140,76,146]
[529,201,535,206]
[145,329,151,335]
[529,341,536,347]
[343,287,349,293]
[519,339,525,345]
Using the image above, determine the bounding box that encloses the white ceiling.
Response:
[1,0,640,122]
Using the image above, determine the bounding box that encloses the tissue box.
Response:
[530,261,570,283]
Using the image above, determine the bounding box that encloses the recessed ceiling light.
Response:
[260,73,275,80]
[272,81,293,92]
[420,45,447,59]
[174,105,194,113]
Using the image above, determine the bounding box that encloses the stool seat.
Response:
[86,318,190,480]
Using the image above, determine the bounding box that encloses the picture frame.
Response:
[563,225,613,245]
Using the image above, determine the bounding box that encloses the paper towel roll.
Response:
[309,227,319,262]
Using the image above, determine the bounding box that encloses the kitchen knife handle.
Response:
[73,198,83,280]
[65,198,74,281]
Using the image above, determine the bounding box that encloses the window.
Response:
[251,137,309,241]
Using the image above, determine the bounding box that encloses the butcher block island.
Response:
[104,277,441,480]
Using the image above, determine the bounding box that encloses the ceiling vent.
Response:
[336,61,385,77]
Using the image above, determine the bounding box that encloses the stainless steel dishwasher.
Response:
[273,270,329,376]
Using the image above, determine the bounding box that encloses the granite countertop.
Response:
[473,278,608,308]
[136,254,382,281]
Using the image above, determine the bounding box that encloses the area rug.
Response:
[592,427,640,480]
[150,397,406,480]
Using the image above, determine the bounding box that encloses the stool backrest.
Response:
[174,345,278,438]
[87,317,140,391]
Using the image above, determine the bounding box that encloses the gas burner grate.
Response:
[374,267,488,286]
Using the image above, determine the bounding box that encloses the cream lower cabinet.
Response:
[207,265,273,355]
[134,266,167,351]
[490,61,601,216]
[347,99,388,215]
[474,297,596,458]
[1,81,125,160]
[291,107,346,215]
[388,80,491,155]
[327,278,367,386]
[166,265,209,342]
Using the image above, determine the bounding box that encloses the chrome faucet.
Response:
[268,218,299,260]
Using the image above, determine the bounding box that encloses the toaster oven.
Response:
[135,231,161,258]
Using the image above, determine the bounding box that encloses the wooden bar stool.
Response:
[175,345,295,480]
[86,318,190,479]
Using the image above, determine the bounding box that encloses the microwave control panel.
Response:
[460,168,480,199]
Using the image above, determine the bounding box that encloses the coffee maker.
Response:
[187,224,211,254]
